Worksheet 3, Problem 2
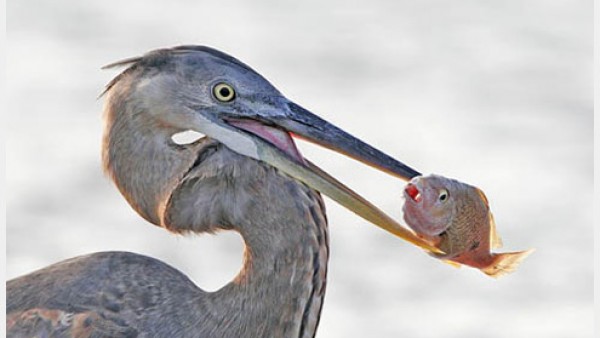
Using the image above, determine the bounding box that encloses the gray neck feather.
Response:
[102,81,199,225]
[103,93,329,337]
[164,143,329,337]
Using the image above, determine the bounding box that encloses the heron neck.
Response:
[104,110,331,338]
[210,200,329,338]
[102,99,199,226]
[162,147,330,338]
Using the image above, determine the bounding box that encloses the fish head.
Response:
[402,174,464,238]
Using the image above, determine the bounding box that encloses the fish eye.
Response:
[213,83,236,102]
[438,189,449,202]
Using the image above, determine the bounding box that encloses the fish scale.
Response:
[402,174,533,278]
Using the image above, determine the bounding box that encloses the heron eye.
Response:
[213,83,236,102]
[438,189,449,202]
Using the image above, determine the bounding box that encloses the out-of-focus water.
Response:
[6,1,593,337]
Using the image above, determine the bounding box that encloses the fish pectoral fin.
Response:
[474,187,490,206]
[476,187,502,249]
[489,214,503,249]
[442,259,462,269]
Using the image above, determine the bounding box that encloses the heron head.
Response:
[102,46,440,253]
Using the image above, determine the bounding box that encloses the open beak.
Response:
[223,101,441,254]
[276,102,421,180]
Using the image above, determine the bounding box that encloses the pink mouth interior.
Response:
[405,183,421,202]
[227,119,306,164]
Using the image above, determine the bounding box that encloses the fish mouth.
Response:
[404,183,422,202]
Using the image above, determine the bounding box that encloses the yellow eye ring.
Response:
[213,83,236,102]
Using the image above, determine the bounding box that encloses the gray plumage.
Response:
[8,141,328,338]
[7,46,422,338]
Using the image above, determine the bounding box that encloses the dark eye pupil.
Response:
[440,194,447,201]
[219,87,231,97]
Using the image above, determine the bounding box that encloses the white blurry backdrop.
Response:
[6,1,593,337]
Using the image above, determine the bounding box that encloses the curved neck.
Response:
[160,144,329,338]
[104,110,331,337]
[103,89,200,225]
[213,212,328,338]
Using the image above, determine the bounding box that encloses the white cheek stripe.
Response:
[191,113,260,160]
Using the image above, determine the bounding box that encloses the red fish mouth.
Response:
[405,183,421,202]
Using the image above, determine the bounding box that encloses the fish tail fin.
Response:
[482,249,534,278]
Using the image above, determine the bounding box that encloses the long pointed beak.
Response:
[275,102,421,181]
[241,102,441,254]
[254,137,441,253]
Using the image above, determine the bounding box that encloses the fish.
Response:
[402,174,533,278]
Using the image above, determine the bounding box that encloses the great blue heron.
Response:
[7,46,437,337]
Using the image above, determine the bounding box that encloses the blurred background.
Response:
[6,1,593,337]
